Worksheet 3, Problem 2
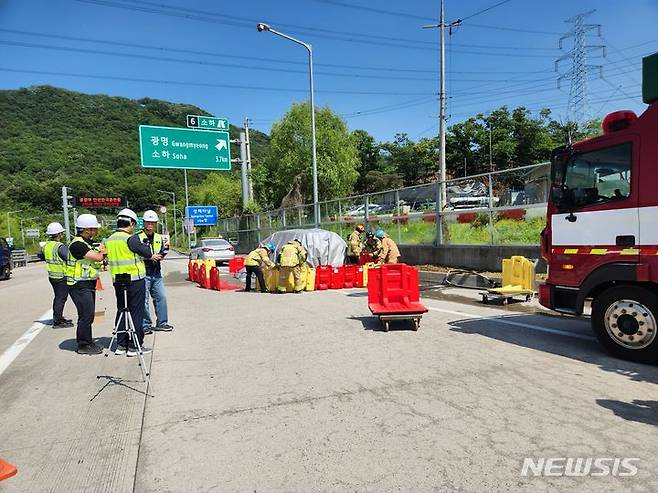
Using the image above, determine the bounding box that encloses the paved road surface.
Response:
[1,259,657,492]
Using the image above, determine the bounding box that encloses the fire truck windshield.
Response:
[555,143,632,209]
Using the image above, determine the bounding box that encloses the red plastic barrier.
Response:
[209,266,221,291]
[228,256,246,274]
[355,265,366,288]
[368,264,427,315]
[187,261,193,281]
[192,263,200,283]
[343,264,357,288]
[315,265,332,290]
[199,264,211,289]
[330,266,345,289]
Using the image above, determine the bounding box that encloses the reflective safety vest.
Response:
[44,240,66,279]
[245,247,270,267]
[66,237,101,286]
[279,243,306,267]
[138,231,162,256]
[105,230,146,282]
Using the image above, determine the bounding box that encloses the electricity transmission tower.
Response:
[555,10,605,123]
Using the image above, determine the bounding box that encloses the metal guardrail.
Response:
[11,249,28,267]
[216,163,551,252]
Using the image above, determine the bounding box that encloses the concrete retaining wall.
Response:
[399,244,546,273]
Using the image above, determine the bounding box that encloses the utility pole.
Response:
[489,122,493,172]
[244,117,254,203]
[239,131,249,209]
[423,1,461,208]
[61,186,71,242]
[184,170,191,249]
[555,10,604,123]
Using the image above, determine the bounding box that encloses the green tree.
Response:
[352,129,381,193]
[381,133,438,185]
[255,102,359,208]
[191,172,242,218]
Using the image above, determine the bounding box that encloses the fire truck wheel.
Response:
[591,285,658,364]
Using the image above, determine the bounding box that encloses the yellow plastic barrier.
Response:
[303,265,315,291]
[489,256,536,295]
[257,266,280,292]
[362,262,377,287]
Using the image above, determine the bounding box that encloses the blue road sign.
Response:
[186,206,218,226]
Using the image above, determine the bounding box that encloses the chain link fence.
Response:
[218,163,550,252]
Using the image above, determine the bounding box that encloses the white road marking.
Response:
[425,305,596,341]
[0,310,52,377]
[328,288,595,342]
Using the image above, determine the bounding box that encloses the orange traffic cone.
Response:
[0,458,17,481]
[96,277,103,291]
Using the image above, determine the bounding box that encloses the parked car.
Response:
[189,237,235,265]
[345,203,382,216]
[0,237,12,280]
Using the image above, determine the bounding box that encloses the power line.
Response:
[0,67,437,96]
[341,97,438,118]
[112,0,562,52]
[310,0,434,21]
[75,0,439,51]
[459,0,514,22]
[74,0,562,54]
[0,38,565,83]
[460,23,562,35]
[0,27,559,75]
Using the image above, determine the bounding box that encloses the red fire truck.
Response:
[539,52,658,363]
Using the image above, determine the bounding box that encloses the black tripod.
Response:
[100,275,152,391]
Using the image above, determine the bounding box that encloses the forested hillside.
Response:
[0,86,269,214]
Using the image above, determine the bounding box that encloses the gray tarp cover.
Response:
[262,229,346,267]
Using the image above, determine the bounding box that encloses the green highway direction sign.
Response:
[186,114,229,131]
[139,125,231,171]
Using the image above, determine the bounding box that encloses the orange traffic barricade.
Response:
[209,266,221,291]
[368,264,427,332]
[0,458,17,481]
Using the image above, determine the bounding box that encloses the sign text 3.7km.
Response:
[139,125,231,170]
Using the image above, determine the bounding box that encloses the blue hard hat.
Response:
[266,242,276,252]
[375,229,385,238]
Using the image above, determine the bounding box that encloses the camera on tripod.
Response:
[114,273,131,289]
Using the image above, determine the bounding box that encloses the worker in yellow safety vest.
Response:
[244,242,275,292]
[375,229,401,264]
[43,222,73,328]
[105,208,162,357]
[138,210,173,334]
[346,223,365,264]
[66,214,106,355]
[277,239,307,293]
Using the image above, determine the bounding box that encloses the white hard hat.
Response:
[117,208,138,222]
[143,210,159,222]
[46,222,65,235]
[76,214,101,229]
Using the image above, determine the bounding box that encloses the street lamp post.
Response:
[157,189,177,247]
[6,210,22,239]
[257,22,319,228]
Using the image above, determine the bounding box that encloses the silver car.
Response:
[189,238,235,265]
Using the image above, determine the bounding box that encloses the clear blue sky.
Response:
[1,0,656,141]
